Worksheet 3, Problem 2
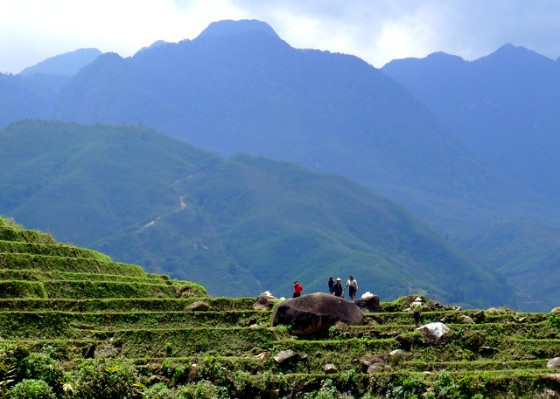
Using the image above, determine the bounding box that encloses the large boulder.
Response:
[271,293,364,335]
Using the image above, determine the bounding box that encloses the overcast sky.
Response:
[2,0,560,74]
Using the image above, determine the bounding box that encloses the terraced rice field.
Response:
[1,217,560,398]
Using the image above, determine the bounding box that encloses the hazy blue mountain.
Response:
[51,20,542,234]
[383,45,560,311]
[197,19,280,39]
[2,20,558,309]
[0,73,67,128]
[19,48,102,76]
[0,48,101,127]
[0,120,512,308]
[383,44,560,202]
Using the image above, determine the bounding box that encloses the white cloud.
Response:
[0,0,248,73]
[1,0,560,73]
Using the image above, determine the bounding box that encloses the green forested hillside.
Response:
[454,221,560,312]
[0,120,511,308]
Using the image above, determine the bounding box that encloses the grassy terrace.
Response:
[0,218,559,398]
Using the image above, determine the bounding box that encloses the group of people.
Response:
[328,275,358,300]
[293,274,359,301]
[292,278,424,326]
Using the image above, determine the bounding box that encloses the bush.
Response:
[63,359,141,399]
[8,379,56,399]
[547,314,560,328]
[143,382,171,399]
[298,379,337,399]
[16,353,62,391]
[175,381,230,399]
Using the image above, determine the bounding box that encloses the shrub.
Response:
[298,378,338,399]
[0,352,17,393]
[547,314,560,328]
[8,379,56,399]
[143,382,170,399]
[63,359,141,399]
[16,353,62,391]
[175,381,230,399]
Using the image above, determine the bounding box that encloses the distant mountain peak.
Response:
[481,43,553,63]
[425,51,465,62]
[196,19,279,40]
[135,40,171,56]
[19,48,102,77]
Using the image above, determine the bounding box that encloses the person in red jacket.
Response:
[293,281,303,298]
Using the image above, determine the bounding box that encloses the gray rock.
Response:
[187,301,211,311]
[355,294,381,313]
[253,292,280,310]
[548,357,560,369]
[367,363,384,373]
[274,350,298,364]
[360,354,387,369]
[551,307,560,314]
[458,315,474,324]
[324,363,338,374]
[271,293,364,335]
[389,349,404,364]
[254,352,271,361]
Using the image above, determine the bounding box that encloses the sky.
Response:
[2,0,560,74]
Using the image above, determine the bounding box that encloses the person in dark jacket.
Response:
[328,276,335,294]
[333,278,344,297]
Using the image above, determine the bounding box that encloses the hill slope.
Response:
[0,120,511,307]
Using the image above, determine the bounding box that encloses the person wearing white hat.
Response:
[411,297,423,327]
[333,278,344,297]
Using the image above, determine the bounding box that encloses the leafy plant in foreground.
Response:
[8,379,56,399]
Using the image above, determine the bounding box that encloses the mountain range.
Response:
[383,44,560,203]
[1,19,559,310]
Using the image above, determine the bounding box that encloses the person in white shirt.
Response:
[344,274,358,301]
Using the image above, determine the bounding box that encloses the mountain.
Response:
[383,45,560,311]
[0,48,101,128]
[0,120,512,307]
[19,48,102,76]
[49,20,544,234]
[0,72,67,128]
[382,44,560,202]
[3,20,558,309]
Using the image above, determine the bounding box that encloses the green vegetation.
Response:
[0,121,513,308]
[0,219,559,397]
